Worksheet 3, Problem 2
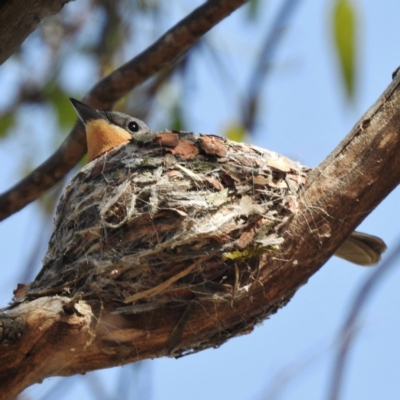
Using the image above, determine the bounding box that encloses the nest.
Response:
[23,131,309,315]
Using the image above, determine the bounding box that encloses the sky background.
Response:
[1,1,400,399]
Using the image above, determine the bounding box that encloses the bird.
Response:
[70,98,152,162]
[69,98,387,266]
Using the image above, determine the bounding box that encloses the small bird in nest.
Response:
[70,98,152,162]
[70,98,386,267]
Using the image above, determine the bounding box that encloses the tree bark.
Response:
[1,72,400,400]
[0,0,70,65]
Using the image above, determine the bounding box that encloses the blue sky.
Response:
[1,1,400,399]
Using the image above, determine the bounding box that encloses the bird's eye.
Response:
[128,121,140,132]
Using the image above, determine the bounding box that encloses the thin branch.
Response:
[327,239,400,400]
[0,0,249,222]
[244,0,301,131]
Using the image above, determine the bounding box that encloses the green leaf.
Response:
[44,81,77,130]
[171,104,184,131]
[0,112,15,138]
[225,123,246,142]
[247,0,261,20]
[333,0,356,99]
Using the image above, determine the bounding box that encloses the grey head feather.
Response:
[100,110,156,143]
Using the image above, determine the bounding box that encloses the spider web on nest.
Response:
[22,131,309,318]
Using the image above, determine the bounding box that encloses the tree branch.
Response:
[0,0,71,65]
[1,72,399,399]
[0,0,248,222]
[244,0,301,131]
[328,240,400,400]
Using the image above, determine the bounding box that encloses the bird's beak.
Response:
[70,98,103,124]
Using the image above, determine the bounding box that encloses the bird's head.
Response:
[70,98,152,162]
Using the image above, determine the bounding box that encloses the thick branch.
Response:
[283,73,400,269]
[0,297,94,400]
[0,0,248,222]
[0,0,70,65]
[1,74,399,399]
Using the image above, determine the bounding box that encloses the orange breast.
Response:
[86,119,132,161]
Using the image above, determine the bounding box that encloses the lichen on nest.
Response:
[22,131,309,311]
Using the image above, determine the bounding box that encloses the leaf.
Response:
[225,123,246,142]
[171,103,184,131]
[333,0,356,99]
[44,81,77,130]
[0,112,15,138]
[247,0,261,20]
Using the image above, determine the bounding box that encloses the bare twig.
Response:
[328,239,400,400]
[0,0,249,222]
[244,0,301,131]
